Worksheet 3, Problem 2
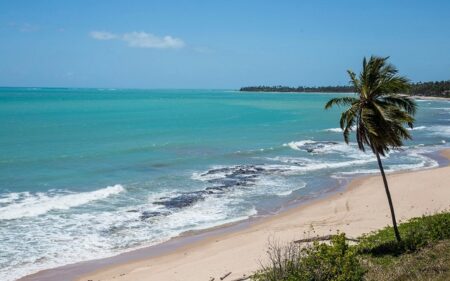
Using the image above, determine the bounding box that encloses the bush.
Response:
[358,212,450,256]
[252,212,450,281]
[253,234,364,281]
[253,212,450,281]
[363,240,450,281]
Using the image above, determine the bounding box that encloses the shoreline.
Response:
[19,148,450,281]
[410,95,450,101]
[237,91,450,100]
[18,170,352,281]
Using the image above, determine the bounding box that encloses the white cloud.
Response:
[123,32,185,49]
[90,31,118,40]
[89,30,185,49]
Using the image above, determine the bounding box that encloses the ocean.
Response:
[0,88,449,281]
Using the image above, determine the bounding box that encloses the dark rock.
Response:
[153,192,205,209]
[139,211,163,220]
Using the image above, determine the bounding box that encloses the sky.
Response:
[0,0,449,89]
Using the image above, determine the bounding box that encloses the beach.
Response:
[59,149,450,281]
[2,2,450,280]
[3,89,449,281]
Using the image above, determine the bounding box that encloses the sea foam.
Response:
[283,140,374,160]
[0,184,124,220]
[428,125,450,138]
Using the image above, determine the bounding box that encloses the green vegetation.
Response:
[253,234,364,281]
[253,212,450,281]
[240,80,450,98]
[408,80,450,98]
[358,211,450,254]
[325,56,416,242]
[362,240,450,281]
[240,85,354,93]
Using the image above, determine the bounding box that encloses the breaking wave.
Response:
[0,185,124,220]
[282,140,374,159]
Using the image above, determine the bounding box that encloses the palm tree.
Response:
[325,56,417,242]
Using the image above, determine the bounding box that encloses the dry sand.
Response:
[69,149,449,281]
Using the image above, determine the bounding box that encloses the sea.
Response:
[0,88,449,281]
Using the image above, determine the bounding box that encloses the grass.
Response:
[357,211,450,255]
[363,240,450,281]
[253,212,450,281]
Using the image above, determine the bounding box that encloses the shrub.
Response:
[358,212,450,256]
[253,212,450,281]
[253,234,364,281]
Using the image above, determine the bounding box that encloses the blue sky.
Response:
[0,0,449,88]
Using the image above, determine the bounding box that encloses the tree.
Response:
[324,56,417,242]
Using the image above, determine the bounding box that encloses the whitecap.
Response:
[407,125,427,131]
[266,159,376,173]
[0,184,124,220]
[323,125,356,133]
[324,127,344,132]
[283,140,374,159]
[335,152,438,176]
[0,192,21,204]
[427,125,450,138]
[283,140,316,151]
[429,107,450,111]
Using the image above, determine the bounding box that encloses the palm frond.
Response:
[379,95,417,115]
[324,97,358,109]
[324,56,416,155]
[347,70,360,92]
[339,104,358,143]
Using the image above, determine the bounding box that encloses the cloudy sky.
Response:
[0,0,449,88]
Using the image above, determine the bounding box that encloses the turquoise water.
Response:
[0,88,449,280]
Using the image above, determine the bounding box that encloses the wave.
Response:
[265,157,375,172]
[405,125,450,138]
[427,125,450,138]
[429,107,450,111]
[335,152,438,176]
[0,184,124,220]
[323,125,356,133]
[0,183,254,281]
[321,123,450,142]
[324,127,344,133]
[283,140,374,159]
[407,125,427,131]
[0,193,21,204]
[283,140,316,151]
[187,164,308,210]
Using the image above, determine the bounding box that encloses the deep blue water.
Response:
[0,88,449,280]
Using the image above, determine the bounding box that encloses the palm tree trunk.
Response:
[375,151,401,242]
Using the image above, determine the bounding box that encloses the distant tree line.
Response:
[240,85,354,93]
[240,80,450,98]
[408,80,450,97]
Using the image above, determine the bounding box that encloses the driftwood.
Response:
[294,235,359,243]
[220,272,232,280]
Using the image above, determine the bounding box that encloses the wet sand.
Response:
[21,149,450,281]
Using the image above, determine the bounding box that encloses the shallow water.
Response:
[0,88,449,281]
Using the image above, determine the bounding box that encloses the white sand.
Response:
[76,149,450,281]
